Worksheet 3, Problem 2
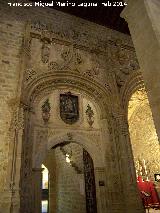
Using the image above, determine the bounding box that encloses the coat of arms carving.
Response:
[60,92,79,124]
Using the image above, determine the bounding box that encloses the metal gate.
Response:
[83,149,97,213]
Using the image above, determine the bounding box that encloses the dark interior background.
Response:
[30,0,130,34]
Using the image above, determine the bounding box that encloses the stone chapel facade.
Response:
[0,0,160,213]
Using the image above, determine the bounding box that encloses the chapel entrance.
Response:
[41,142,97,213]
[128,88,160,211]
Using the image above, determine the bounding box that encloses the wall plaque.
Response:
[60,92,79,124]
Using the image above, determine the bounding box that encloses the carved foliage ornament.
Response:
[85,104,94,127]
[41,99,51,124]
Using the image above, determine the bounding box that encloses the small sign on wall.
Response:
[154,174,160,182]
[99,180,105,186]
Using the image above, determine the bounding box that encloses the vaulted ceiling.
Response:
[33,0,130,35]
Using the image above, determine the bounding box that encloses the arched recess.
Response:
[22,72,111,118]
[41,141,99,213]
[34,131,105,169]
[124,70,160,210]
[120,70,144,113]
[20,72,111,213]
[18,68,149,213]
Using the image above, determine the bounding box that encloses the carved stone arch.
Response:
[22,72,112,119]
[34,132,104,213]
[36,131,105,168]
[120,70,145,113]
[31,84,102,123]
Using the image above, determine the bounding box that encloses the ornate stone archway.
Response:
[8,19,146,213]
[34,131,105,168]
[20,72,112,213]
[33,132,106,213]
[0,6,149,212]
[18,69,145,213]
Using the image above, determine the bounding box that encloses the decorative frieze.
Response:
[30,21,134,52]
[22,21,140,92]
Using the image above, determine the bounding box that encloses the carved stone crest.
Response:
[60,92,79,124]
[41,41,50,63]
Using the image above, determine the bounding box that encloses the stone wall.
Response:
[0,3,25,197]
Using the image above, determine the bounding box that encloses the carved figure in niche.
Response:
[85,104,94,127]
[60,92,79,124]
[41,99,51,124]
[41,41,50,63]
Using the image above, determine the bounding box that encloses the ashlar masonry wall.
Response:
[0,4,25,192]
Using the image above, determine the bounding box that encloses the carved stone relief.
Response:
[23,21,139,94]
[108,42,140,88]
[41,40,50,64]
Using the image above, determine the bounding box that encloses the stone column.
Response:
[32,168,43,213]
[121,0,160,141]
[111,109,145,213]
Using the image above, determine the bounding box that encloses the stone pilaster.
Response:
[101,118,126,213]
[111,108,145,213]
